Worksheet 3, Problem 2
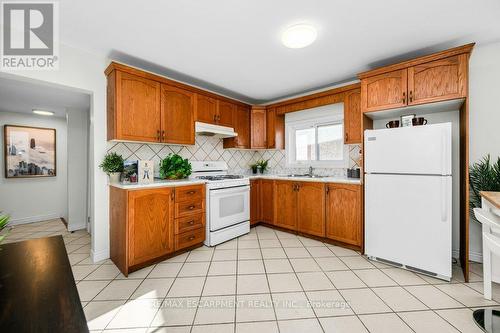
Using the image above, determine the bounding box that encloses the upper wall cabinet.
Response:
[223,105,250,149]
[250,106,267,149]
[161,84,195,145]
[343,89,361,144]
[217,100,236,127]
[196,94,218,125]
[108,70,162,142]
[266,108,285,149]
[359,44,473,113]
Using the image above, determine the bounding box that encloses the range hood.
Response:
[195,121,237,138]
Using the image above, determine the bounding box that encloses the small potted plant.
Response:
[250,163,260,174]
[159,153,192,180]
[99,152,124,184]
[257,159,269,174]
[0,212,11,246]
[469,154,500,221]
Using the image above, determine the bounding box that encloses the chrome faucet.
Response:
[308,166,314,177]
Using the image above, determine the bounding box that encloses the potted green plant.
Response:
[250,163,260,174]
[469,154,500,220]
[257,159,269,174]
[99,152,124,183]
[159,153,192,180]
[0,212,11,246]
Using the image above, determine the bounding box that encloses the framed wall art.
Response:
[4,125,57,178]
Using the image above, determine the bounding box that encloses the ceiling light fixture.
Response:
[281,23,317,49]
[32,110,55,116]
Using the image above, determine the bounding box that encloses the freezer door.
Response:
[365,174,452,279]
[364,123,452,175]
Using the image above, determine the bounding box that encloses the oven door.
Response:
[209,185,250,232]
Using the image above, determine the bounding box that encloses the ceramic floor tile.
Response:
[280,238,304,248]
[236,293,276,322]
[148,263,183,278]
[84,300,126,330]
[261,248,287,259]
[315,257,349,271]
[359,313,413,333]
[84,264,121,280]
[147,327,190,333]
[150,297,198,326]
[208,261,237,276]
[238,259,265,274]
[203,275,237,296]
[339,288,392,314]
[238,239,260,249]
[325,270,367,289]
[268,273,303,293]
[306,290,354,317]
[398,310,460,333]
[289,258,321,272]
[320,315,369,333]
[327,245,359,257]
[306,246,335,257]
[259,239,281,248]
[236,321,279,333]
[191,323,234,333]
[72,264,100,280]
[354,269,398,287]
[107,299,160,329]
[298,236,326,247]
[466,281,500,302]
[216,240,238,250]
[178,262,210,277]
[94,279,143,301]
[116,266,154,280]
[405,285,465,309]
[436,283,498,307]
[237,274,270,294]
[194,295,236,324]
[167,277,205,297]
[340,256,375,270]
[264,259,294,273]
[284,247,311,259]
[77,280,110,301]
[213,249,238,261]
[381,267,428,286]
[186,250,213,262]
[238,248,262,260]
[372,286,427,311]
[435,308,485,333]
[160,252,189,263]
[296,272,334,291]
[278,318,323,333]
[130,278,174,299]
[272,292,315,320]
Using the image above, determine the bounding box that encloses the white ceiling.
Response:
[60,0,500,103]
[0,76,90,118]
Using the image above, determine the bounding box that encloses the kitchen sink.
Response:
[279,174,328,178]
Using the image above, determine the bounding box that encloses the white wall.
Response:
[0,111,68,224]
[67,108,90,231]
[468,41,500,260]
[0,43,109,262]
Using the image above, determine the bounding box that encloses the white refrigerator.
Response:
[364,123,452,280]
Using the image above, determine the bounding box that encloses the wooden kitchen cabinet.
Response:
[107,70,162,142]
[250,179,261,226]
[223,105,250,149]
[217,100,236,127]
[161,84,195,145]
[296,182,325,237]
[407,54,467,106]
[266,108,285,149]
[260,179,274,224]
[274,181,297,231]
[127,188,174,267]
[343,89,361,144]
[251,106,267,149]
[361,69,408,113]
[196,94,218,124]
[325,183,362,246]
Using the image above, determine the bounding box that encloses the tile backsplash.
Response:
[107,136,361,178]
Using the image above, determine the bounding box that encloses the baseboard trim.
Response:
[68,223,87,232]
[452,249,483,263]
[91,248,109,263]
[9,213,61,225]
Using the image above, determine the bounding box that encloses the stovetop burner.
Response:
[196,175,245,181]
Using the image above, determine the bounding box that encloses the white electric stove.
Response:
[191,161,250,246]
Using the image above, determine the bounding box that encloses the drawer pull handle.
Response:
[188,220,195,225]
[188,205,195,210]
[187,190,196,195]
[188,236,195,241]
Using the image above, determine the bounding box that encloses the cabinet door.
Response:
[344,89,361,144]
[251,107,267,149]
[408,54,467,105]
[196,94,217,124]
[260,179,274,224]
[161,84,195,145]
[325,184,361,246]
[250,179,261,226]
[297,182,325,237]
[128,188,174,266]
[274,181,297,231]
[266,108,285,149]
[223,105,250,148]
[217,100,236,127]
[115,71,161,142]
[361,69,407,112]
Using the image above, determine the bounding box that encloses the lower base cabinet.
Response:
[110,184,205,276]
[250,179,260,226]
[297,182,325,237]
[274,180,297,230]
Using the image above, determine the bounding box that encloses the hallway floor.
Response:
[4,220,499,333]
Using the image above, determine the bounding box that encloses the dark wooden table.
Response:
[0,236,89,332]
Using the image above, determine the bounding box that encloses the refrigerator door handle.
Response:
[441,177,447,222]
[441,131,447,176]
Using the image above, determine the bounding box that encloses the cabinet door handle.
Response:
[345,132,348,142]
[156,130,161,141]
[402,92,406,104]
[213,114,217,122]
[188,236,195,241]
[188,205,195,210]
[409,90,413,103]
[187,190,196,195]
[188,220,195,225]
[326,186,330,195]
[161,130,165,142]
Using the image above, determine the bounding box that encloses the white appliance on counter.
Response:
[364,122,452,281]
[191,161,250,246]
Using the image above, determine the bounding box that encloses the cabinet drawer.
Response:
[175,213,205,235]
[175,227,205,251]
[175,200,204,217]
[175,185,204,202]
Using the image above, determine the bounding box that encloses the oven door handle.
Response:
[209,185,250,196]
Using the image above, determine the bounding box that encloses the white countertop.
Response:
[110,178,207,190]
[248,174,362,185]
